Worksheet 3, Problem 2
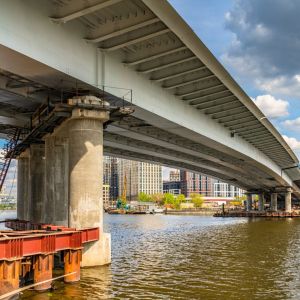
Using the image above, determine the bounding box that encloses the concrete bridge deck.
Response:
[0,0,299,194]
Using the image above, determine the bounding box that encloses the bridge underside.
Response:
[0,45,298,195]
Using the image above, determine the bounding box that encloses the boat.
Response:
[148,207,165,214]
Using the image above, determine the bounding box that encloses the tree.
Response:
[162,193,175,206]
[177,194,186,203]
[173,194,186,210]
[230,195,246,207]
[190,193,204,208]
[151,193,164,205]
[138,192,152,202]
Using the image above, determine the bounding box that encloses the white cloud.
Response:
[283,117,300,132]
[282,135,300,150]
[255,75,300,97]
[252,94,289,118]
[223,0,300,99]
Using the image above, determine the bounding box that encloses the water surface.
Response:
[2,211,300,299]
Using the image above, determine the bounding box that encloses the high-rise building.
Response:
[103,156,111,185]
[163,169,181,195]
[103,156,119,203]
[109,157,119,201]
[169,170,180,181]
[180,171,215,197]
[118,159,162,200]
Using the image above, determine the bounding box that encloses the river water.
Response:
[2,211,300,299]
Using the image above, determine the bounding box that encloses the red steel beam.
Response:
[0,223,99,261]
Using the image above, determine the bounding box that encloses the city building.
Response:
[180,171,215,197]
[169,170,180,181]
[213,182,244,198]
[169,170,245,199]
[103,184,110,209]
[103,156,119,204]
[109,157,119,202]
[0,160,17,204]
[163,181,181,195]
[105,160,244,205]
[118,159,162,200]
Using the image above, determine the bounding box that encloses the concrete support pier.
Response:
[43,135,69,225]
[271,193,278,211]
[17,150,30,220]
[246,193,252,211]
[41,96,111,267]
[16,96,111,267]
[258,193,264,211]
[67,97,110,266]
[30,144,45,223]
[17,145,45,223]
[285,188,292,213]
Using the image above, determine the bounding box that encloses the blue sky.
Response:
[168,0,300,159]
[162,0,300,180]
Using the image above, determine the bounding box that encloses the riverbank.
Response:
[165,208,217,216]
[0,205,16,210]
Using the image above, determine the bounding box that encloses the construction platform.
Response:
[214,210,300,218]
[0,219,99,297]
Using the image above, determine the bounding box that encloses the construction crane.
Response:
[121,174,127,203]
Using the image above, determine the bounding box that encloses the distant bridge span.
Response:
[0,0,299,196]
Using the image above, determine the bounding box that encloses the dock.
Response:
[214,210,300,218]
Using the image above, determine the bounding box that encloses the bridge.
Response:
[0,0,299,266]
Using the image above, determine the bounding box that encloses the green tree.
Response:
[138,192,152,202]
[162,193,175,206]
[190,193,204,208]
[174,194,186,210]
[177,194,186,203]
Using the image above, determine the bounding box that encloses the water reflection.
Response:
[1,212,300,299]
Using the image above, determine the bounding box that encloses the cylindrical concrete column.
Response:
[17,152,29,220]
[30,144,45,223]
[270,193,278,211]
[285,188,292,213]
[67,96,110,267]
[68,116,107,229]
[258,193,264,211]
[246,193,252,211]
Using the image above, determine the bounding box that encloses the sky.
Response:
[163,0,300,180]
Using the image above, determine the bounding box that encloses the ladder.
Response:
[0,129,21,192]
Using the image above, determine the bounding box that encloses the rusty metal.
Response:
[0,220,99,261]
[33,254,53,291]
[0,219,100,296]
[64,249,81,283]
[0,272,77,299]
[0,260,20,295]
